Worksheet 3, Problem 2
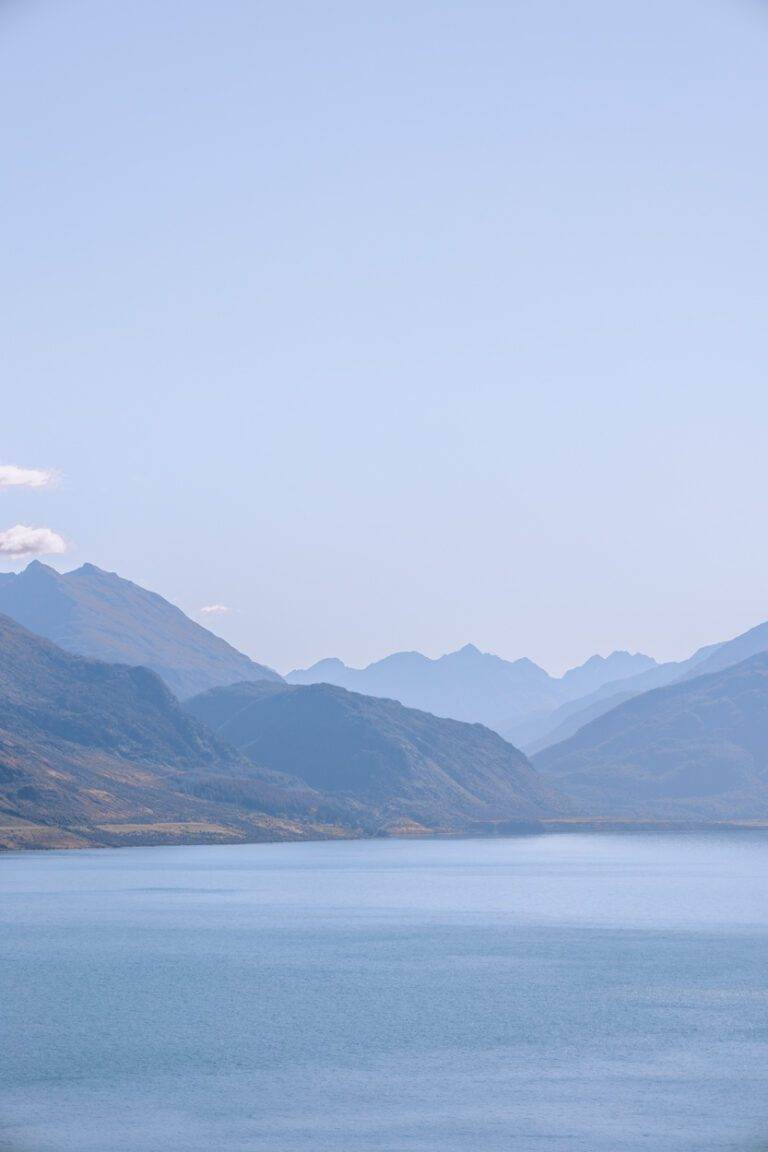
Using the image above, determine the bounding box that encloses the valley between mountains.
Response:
[2,561,768,849]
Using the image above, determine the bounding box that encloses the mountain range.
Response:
[3,557,768,847]
[186,680,561,835]
[0,611,561,849]
[287,645,657,733]
[0,561,280,698]
[293,620,768,756]
[522,618,768,753]
[534,652,768,819]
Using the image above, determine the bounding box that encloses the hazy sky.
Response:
[2,0,767,674]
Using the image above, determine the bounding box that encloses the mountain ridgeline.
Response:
[4,558,768,848]
[534,653,768,819]
[0,612,297,849]
[0,611,561,849]
[185,681,562,834]
[287,645,657,736]
[288,623,768,755]
[0,561,280,699]
[521,618,768,753]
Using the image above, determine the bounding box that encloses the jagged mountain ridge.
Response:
[520,618,768,753]
[287,644,656,733]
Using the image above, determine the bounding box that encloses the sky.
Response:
[1,0,767,675]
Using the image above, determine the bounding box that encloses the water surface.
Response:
[2,833,768,1151]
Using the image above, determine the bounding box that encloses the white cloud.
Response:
[199,604,231,615]
[0,524,68,558]
[0,464,56,490]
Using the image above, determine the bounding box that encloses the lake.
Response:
[2,833,768,1151]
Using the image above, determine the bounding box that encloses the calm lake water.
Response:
[2,833,768,1152]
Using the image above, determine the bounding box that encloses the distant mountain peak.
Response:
[608,648,657,665]
[22,559,59,579]
[557,650,658,699]
[0,561,281,699]
[511,655,547,672]
[288,643,557,727]
[306,657,348,672]
[75,562,111,576]
[577,653,611,669]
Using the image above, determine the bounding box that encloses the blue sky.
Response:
[2,0,767,673]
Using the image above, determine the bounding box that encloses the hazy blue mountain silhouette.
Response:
[534,652,768,819]
[677,620,768,682]
[287,644,656,733]
[186,680,563,834]
[521,618,768,752]
[0,561,280,699]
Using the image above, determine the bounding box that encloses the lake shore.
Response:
[5,814,768,853]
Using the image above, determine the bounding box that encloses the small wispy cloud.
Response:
[0,524,68,558]
[199,604,231,615]
[0,464,56,490]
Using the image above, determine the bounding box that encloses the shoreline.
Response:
[4,816,768,854]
